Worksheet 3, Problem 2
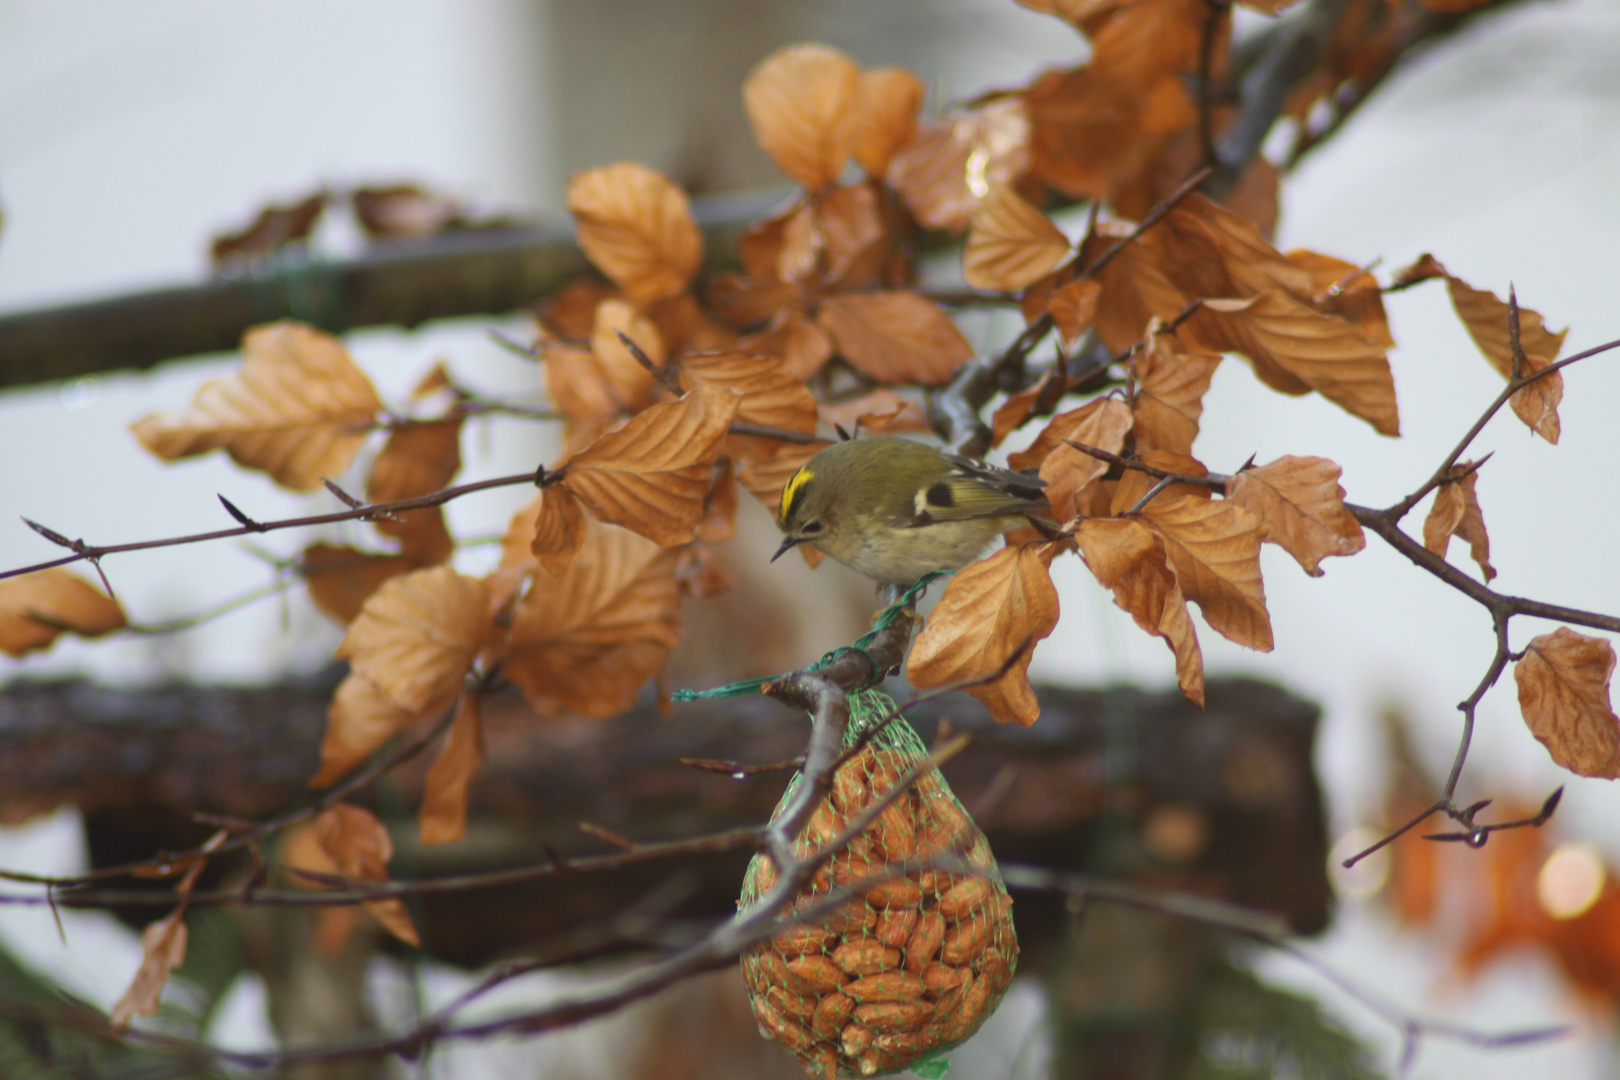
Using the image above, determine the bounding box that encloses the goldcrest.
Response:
[772,436,1049,586]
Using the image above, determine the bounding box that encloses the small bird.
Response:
[772,435,1049,586]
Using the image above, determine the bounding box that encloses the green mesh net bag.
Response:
[738,689,1019,1078]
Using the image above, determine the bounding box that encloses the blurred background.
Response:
[3,0,1620,1076]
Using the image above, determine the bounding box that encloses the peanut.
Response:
[812,991,854,1038]
[843,971,927,1003]
[904,910,945,972]
[752,996,812,1051]
[832,938,900,976]
[819,898,877,935]
[832,857,876,887]
[941,914,990,966]
[771,924,836,957]
[752,949,790,989]
[766,983,815,1021]
[872,802,915,861]
[931,969,972,1019]
[920,962,963,998]
[832,765,869,815]
[786,954,847,995]
[853,1000,933,1033]
[840,1022,875,1057]
[874,906,918,948]
[864,877,923,909]
[937,876,990,919]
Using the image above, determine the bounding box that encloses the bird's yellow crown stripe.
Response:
[780,466,814,522]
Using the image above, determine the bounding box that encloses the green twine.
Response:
[670,572,944,702]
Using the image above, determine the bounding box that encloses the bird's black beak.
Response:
[771,536,802,563]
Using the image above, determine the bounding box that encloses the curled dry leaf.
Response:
[816,183,889,288]
[1287,249,1392,349]
[1444,275,1566,444]
[1109,449,1212,512]
[314,803,420,947]
[420,694,484,846]
[744,44,862,191]
[311,675,416,787]
[1139,494,1272,651]
[990,369,1066,448]
[852,67,924,177]
[567,162,702,303]
[1421,463,1494,582]
[819,389,929,437]
[1084,221,1187,353]
[962,186,1072,292]
[562,384,741,546]
[908,543,1060,726]
[818,291,974,386]
[505,516,684,719]
[1156,193,1313,303]
[367,417,463,565]
[531,484,589,577]
[679,350,819,436]
[1075,517,1203,704]
[1132,329,1221,455]
[1181,293,1400,437]
[543,342,623,433]
[1224,456,1364,577]
[1007,398,1132,523]
[1516,628,1620,778]
[743,308,836,382]
[0,568,126,657]
[697,457,739,544]
[131,322,382,491]
[1049,279,1101,349]
[887,97,1031,231]
[111,911,189,1032]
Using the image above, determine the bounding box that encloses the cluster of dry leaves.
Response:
[0,1,1608,1035]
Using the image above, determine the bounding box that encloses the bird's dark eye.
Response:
[802,521,822,534]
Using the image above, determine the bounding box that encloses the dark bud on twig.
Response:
[320,477,365,510]
[21,517,74,549]
[217,496,267,532]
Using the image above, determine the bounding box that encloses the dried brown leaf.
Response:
[314,804,420,947]
[0,569,126,657]
[1421,463,1494,582]
[311,674,416,788]
[562,385,741,546]
[679,350,819,435]
[697,457,738,544]
[818,389,929,437]
[963,186,1072,292]
[1390,253,1447,289]
[743,44,862,190]
[302,543,414,624]
[738,440,833,514]
[1008,398,1132,523]
[532,484,589,576]
[852,68,924,177]
[131,322,382,491]
[1075,517,1203,704]
[1224,456,1364,576]
[352,184,462,240]
[590,299,663,412]
[1516,628,1620,778]
[111,911,188,1032]
[1444,276,1566,443]
[367,418,463,558]
[335,566,491,715]
[1156,193,1313,302]
[1132,330,1221,455]
[210,192,325,267]
[1287,249,1393,348]
[1049,279,1101,350]
[568,163,702,303]
[1140,494,1272,651]
[908,543,1060,726]
[990,370,1065,448]
[420,694,484,846]
[887,97,1031,231]
[1181,293,1400,436]
[1084,221,1189,353]
[818,291,973,386]
[505,516,684,719]
[742,309,835,382]
[816,184,889,288]
[543,342,622,431]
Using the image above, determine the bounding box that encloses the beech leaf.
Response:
[110,911,189,1032]
[130,321,382,491]
[1516,628,1620,778]
[742,308,835,382]
[908,544,1060,726]
[589,299,663,412]
[817,291,974,386]
[313,803,420,947]
[886,97,1031,231]
[743,44,861,190]
[1140,494,1272,651]
[851,67,924,177]
[0,568,126,656]
[420,694,484,846]
[1421,463,1494,582]
[1132,329,1221,455]
[531,484,589,577]
[1444,275,1566,443]
[1224,456,1365,576]
[1287,249,1393,348]
[562,384,741,546]
[334,566,491,715]
[567,162,702,303]
[1181,292,1400,437]
[1075,517,1204,704]
[505,515,684,719]
[1008,398,1132,523]
[1049,279,1101,349]
[679,349,819,436]
[737,439,832,515]
[990,370,1065,448]
[367,418,462,564]
[301,543,415,624]
[963,186,1072,292]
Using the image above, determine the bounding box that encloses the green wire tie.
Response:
[671,572,945,702]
